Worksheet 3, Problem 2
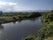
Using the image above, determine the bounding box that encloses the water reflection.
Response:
[0,24,4,29]
[0,24,4,40]
[12,18,36,24]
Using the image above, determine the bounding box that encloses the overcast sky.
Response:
[0,0,53,12]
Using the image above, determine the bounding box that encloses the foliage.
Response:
[23,34,35,40]
[23,10,53,40]
[0,12,41,23]
[35,10,53,40]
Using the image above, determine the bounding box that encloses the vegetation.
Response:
[35,10,53,40]
[22,34,35,40]
[44,37,53,40]
[0,11,41,23]
[23,10,53,40]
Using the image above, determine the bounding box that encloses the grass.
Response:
[44,37,53,40]
[22,34,35,40]
[0,12,41,23]
[22,10,53,40]
[35,10,53,40]
[35,22,53,40]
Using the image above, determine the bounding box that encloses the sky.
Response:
[0,0,53,12]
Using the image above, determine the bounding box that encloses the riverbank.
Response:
[35,10,53,40]
[0,12,41,24]
[23,10,53,40]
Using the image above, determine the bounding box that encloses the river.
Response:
[0,17,43,40]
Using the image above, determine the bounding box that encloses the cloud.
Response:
[0,1,17,12]
[0,1,16,6]
[0,1,35,12]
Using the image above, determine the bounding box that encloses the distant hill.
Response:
[1,10,50,13]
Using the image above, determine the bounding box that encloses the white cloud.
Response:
[0,1,6,5]
[0,1,35,12]
[0,1,16,6]
[8,2,16,6]
[0,1,17,12]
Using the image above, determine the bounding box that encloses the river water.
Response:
[0,17,43,40]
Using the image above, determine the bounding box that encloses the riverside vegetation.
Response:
[23,10,53,40]
[0,11,41,23]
